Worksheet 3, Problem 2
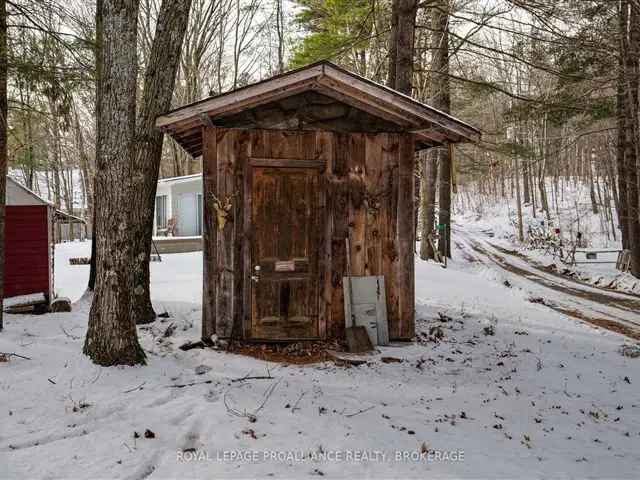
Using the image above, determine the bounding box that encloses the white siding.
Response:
[153,175,202,237]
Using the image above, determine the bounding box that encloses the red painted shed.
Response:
[5,177,54,303]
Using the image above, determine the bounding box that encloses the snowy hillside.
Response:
[455,179,639,295]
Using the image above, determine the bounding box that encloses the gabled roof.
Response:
[156,61,480,158]
[7,176,52,207]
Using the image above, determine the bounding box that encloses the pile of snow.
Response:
[3,293,46,310]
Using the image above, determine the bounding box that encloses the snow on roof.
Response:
[6,176,53,207]
[157,173,202,184]
[8,169,87,210]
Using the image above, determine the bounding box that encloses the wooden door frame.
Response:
[242,156,327,340]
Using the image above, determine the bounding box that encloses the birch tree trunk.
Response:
[0,0,7,333]
[130,0,192,325]
[83,0,145,366]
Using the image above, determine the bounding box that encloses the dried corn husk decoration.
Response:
[211,193,235,230]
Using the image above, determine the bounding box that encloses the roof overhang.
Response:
[156,62,481,158]
[54,210,86,224]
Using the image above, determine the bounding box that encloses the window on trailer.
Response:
[196,193,203,236]
[155,195,167,230]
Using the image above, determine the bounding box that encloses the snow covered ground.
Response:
[1,239,639,479]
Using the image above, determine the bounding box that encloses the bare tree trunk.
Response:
[419,151,438,259]
[387,0,398,88]
[514,152,524,242]
[74,107,93,224]
[588,147,599,214]
[88,0,104,291]
[429,0,452,258]
[83,0,145,366]
[387,0,418,257]
[275,0,284,73]
[130,0,192,325]
[624,0,640,277]
[617,28,630,249]
[393,0,417,95]
[522,160,531,204]
[0,0,7,332]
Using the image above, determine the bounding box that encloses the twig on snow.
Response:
[344,406,375,417]
[167,380,213,388]
[224,378,282,422]
[60,325,81,340]
[231,375,273,383]
[291,391,306,413]
[0,352,31,360]
[123,381,147,393]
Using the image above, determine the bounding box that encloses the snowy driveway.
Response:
[455,229,640,340]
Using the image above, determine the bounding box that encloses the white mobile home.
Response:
[154,173,203,237]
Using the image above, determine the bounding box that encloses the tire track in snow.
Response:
[454,230,640,340]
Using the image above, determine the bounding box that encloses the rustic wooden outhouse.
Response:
[157,62,479,342]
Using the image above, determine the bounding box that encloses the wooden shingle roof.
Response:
[156,61,480,158]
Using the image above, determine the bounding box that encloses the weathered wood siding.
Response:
[201,127,415,341]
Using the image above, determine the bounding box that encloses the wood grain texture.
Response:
[201,128,414,342]
[328,132,350,339]
[381,134,400,338]
[201,126,217,340]
[396,133,416,340]
[364,133,385,276]
[348,133,367,276]
[316,131,333,339]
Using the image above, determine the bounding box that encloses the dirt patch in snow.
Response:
[226,340,347,365]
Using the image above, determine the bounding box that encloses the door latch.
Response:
[251,265,261,283]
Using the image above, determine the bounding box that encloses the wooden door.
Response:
[251,166,320,339]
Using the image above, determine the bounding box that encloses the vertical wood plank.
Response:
[202,126,217,341]
[382,134,400,339]
[364,133,384,276]
[396,133,415,340]
[233,130,250,338]
[242,132,255,338]
[316,131,333,339]
[246,130,266,338]
[215,129,234,338]
[348,133,366,276]
[329,132,349,339]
